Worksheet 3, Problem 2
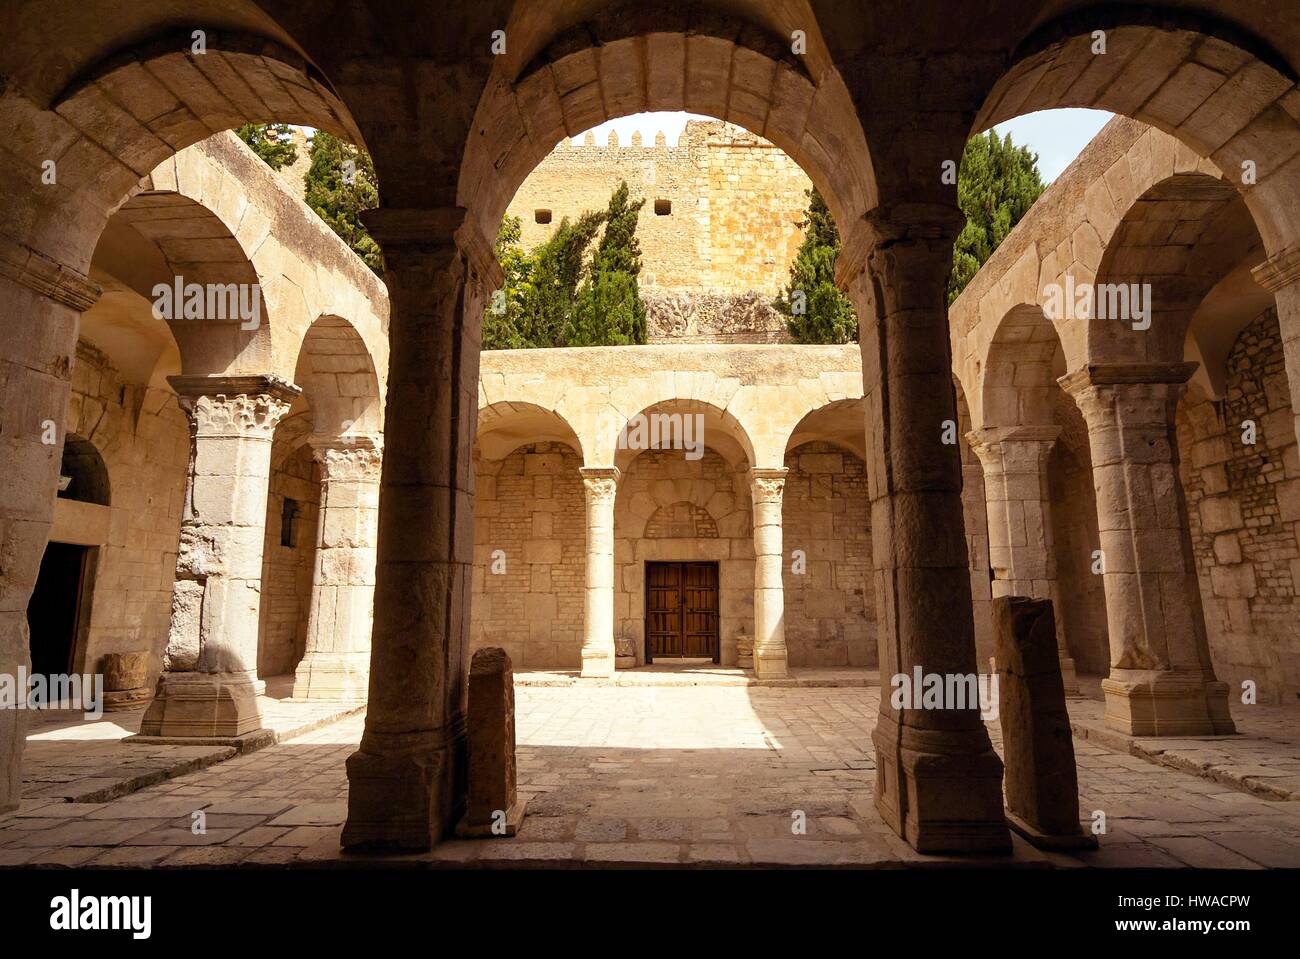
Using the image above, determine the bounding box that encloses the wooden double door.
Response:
[645,561,719,663]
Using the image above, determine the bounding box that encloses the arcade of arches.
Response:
[3,2,1300,859]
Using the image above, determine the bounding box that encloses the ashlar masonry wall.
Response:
[1178,307,1300,703]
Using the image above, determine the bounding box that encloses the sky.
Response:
[579,107,1116,184]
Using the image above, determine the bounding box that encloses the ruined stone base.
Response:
[1103,671,1236,736]
[455,797,529,838]
[103,687,151,711]
[1006,810,1099,851]
[137,671,265,738]
[615,656,636,670]
[342,731,465,852]
[292,652,370,701]
[873,720,1012,854]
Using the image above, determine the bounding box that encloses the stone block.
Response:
[993,596,1095,850]
[457,648,526,837]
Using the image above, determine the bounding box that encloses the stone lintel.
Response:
[1057,361,1197,395]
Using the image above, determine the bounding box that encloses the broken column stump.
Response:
[993,596,1097,850]
[456,647,527,838]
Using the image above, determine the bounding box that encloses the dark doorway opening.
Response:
[27,543,92,676]
[645,561,719,663]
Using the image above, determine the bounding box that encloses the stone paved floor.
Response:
[18,676,363,804]
[3,684,1300,868]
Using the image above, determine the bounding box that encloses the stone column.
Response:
[750,467,789,680]
[845,207,1010,853]
[1252,249,1300,456]
[579,466,619,678]
[140,374,299,739]
[343,207,499,851]
[293,436,383,700]
[0,246,100,812]
[967,425,1078,694]
[1059,362,1234,736]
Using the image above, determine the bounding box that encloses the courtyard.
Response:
[4,680,1299,869]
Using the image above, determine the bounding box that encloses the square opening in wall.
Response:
[534,209,552,224]
[654,198,672,216]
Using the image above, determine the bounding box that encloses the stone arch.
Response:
[57,435,111,507]
[980,304,1067,430]
[460,14,877,268]
[1091,172,1264,367]
[611,397,756,475]
[291,315,383,439]
[782,398,867,461]
[476,400,585,463]
[973,12,1300,252]
[101,188,272,377]
[16,31,364,264]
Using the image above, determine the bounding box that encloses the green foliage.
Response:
[949,130,1045,303]
[485,182,648,349]
[774,187,858,344]
[302,131,382,275]
[235,123,297,170]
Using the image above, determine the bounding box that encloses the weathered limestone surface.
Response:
[294,439,382,700]
[993,597,1094,849]
[140,376,299,739]
[458,647,524,837]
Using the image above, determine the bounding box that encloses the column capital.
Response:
[360,206,503,291]
[309,435,384,481]
[1251,246,1300,293]
[965,425,1062,461]
[749,466,789,503]
[0,233,101,312]
[579,466,620,503]
[836,203,965,290]
[1057,361,1197,395]
[168,374,301,438]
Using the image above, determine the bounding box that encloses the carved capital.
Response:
[169,374,301,438]
[311,435,384,482]
[749,467,789,505]
[965,425,1062,472]
[580,466,620,506]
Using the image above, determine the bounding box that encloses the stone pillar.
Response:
[846,207,1010,853]
[579,466,619,678]
[1059,362,1234,736]
[343,208,499,851]
[967,425,1078,694]
[140,375,299,739]
[293,436,383,700]
[456,647,525,836]
[993,596,1094,850]
[1252,249,1300,457]
[750,467,789,680]
[0,246,100,812]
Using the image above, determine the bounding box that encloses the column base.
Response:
[1059,653,1079,697]
[580,648,614,679]
[342,727,466,851]
[1102,670,1236,736]
[872,714,1012,853]
[292,652,370,701]
[137,671,265,738]
[753,648,789,680]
